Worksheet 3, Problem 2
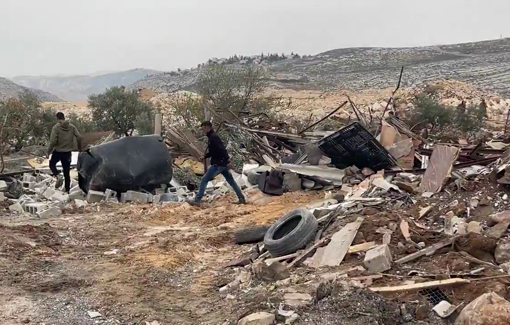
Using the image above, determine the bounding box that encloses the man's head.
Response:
[201,121,213,134]
[56,112,65,122]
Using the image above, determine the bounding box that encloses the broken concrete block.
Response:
[364,244,392,273]
[155,188,166,195]
[37,206,62,218]
[0,180,8,191]
[42,188,56,200]
[74,199,88,209]
[24,202,50,215]
[23,173,36,183]
[176,188,187,197]
[253,261,290,282]
[237,312,275,325]
[124,190,149,203]
[23,182,36,189]
[159,193,179,203]
[51,192,69,203]
[9,202,24,213]
[104,189,117,201]
[87,190,105,203]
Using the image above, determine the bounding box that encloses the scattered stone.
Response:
[455,292,510,325]
[495,238,510,264]
[87,190,105,203]
[51,191,69,203]
[69,189,85,200]
[398,172,421,183]
[104,188,117,201]
[486,221,510,239]
[0,192,5,202]
[42,188,56,200]
[500,262,510,274]
[74,199,88,209]
[253,261,290,282]
[302,179,315,189]
[393,181,418,194]
[283,172,302,192]
[284,292,313,307]
[87,311,102,319]
[238,312,275,325]
[333,193,345,202]
[364,244,392,273]
[361,168,374,177]
[467,221,482,234]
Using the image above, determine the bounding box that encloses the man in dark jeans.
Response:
[47,112,83,193]
[191,121,246,206]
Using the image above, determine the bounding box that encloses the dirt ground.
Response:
[0,191,323,325]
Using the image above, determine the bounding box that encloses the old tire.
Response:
[234,225,270,245]
[264,208,318,257]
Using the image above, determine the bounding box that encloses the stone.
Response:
[398,172,421,183]
[455,292,510,325]
[0,192,5,202]
[9,202,24,213]
[302,179,315,189]
[0,180,8,191]
[285,313,299,324]
[176,188,188,197]
[500,262,510,274]
[364,244,392,273]
[23,173,36,183]
[124,190,150,203]
[361,168,375,177]
[467,221,482,234]
[87,190,105,203]
[37,206,62,218]
[393,181,418,194]
[495,238,510,265]
[42,188,56,200]
[87,311,102,319]
[74,199,88,209]
[238,312,275,325]
[486,221,510,239]
[284,292,313,307]
[333,193,345,202]
[253,261,290,282]
[283,172,301,192]
[152,195,161,204]
[104,189,117,201]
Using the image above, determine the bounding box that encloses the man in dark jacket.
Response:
[191,121,246,206]
[48,112,83,193]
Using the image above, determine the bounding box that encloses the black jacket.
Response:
[205,130,230,166]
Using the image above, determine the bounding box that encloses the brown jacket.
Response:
[48,121,82,154]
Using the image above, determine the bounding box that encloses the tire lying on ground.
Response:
[234,225,270,244]
[264,208,318,257]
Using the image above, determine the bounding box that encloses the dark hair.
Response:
[201,121,212,127]
[56,112,65,120]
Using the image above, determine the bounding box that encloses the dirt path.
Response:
[0,192,322,325]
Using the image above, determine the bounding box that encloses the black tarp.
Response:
[77,135,173,193]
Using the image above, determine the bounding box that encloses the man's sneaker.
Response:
[234,199,247,205]
[55,175,64,189]
[187,200,201,207]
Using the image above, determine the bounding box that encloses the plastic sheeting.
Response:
[77,135,173,193]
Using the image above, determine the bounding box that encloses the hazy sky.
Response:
[1,0,509,77]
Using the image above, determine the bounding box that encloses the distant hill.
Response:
[0,77,62,102]
[12,68,161,101]
[132,38,510,97]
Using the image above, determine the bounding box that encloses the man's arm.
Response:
[47,125,58,156]
[74,126,83,151]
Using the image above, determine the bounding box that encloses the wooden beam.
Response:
[370,278,470,293]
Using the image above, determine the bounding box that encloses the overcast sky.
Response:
[1,0,509,77]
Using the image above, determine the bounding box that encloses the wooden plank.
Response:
[419,145,461,193]
[287,237,329,268]
[264,252,300,264]
[370,278,470,293]
[318,217,364,267]
[348,241,377,254]
[395,238,455,264]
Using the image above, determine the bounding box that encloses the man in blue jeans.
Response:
[190,121,246,206]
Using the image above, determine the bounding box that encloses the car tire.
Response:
[234,225,270,245]
[264,208,318,257]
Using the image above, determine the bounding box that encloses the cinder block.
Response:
[364,244,393,273]
[159,193,179,203]
[51,192,69,203]
[9,202,24,213]
[124,191,149,203]
[23,173,36,183]
[37,206,62,218]
[24,202,50,215]
[69,190,86,200]
[87,190,105,203]
[104,189,117,201]
[42,188,56,200]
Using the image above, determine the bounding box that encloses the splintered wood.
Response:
[311,217,364,267]
[420,145,461,193]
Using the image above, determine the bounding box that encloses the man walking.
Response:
[48,112,82,193]
[191,121,246,206]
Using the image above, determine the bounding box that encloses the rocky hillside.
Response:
[12,68,160,101]
[0,77,62,102]
[132,38,510,96]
